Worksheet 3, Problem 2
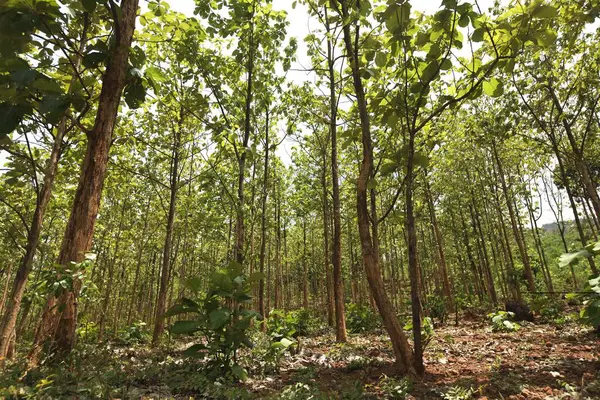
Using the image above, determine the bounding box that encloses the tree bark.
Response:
[152,108,183,345]
[28,0,139,364]
[492,141,535,292]
[337,0,415,375]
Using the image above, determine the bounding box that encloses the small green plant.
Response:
[403,317,435,349]
[560,242,600,331]
[425,293,448,325]
[278,383,326,400]
[290,366,318,383]
[529,295,564,323]
[268,308,322,341]
[488,311,520,332]
[378,374,413,399]
[345,303,381,333]
[118,321,149,345]
[575,275,600,331]
[250,331,295,375]
[165,261,264,382]
[442,385,476,400]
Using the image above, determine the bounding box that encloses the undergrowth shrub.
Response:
[377,374,413,399]
[425,293,448,325]
[345,303,381,333]
[165,261,264,382]
[268,308,322,340]
[488,311,520,332]
[249,331,295,375]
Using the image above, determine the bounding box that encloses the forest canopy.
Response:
[0,0,600,398]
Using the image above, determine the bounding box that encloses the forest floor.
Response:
[2,316,599,399]
[245,318,600,399]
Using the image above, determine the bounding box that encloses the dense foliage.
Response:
[1,0,600,397]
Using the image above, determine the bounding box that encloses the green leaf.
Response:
[182,343,207,357]
[183,276,202,293]
[11,69,37,85]
[32,78,63,93]
[231,364,248,382]
[532,5,557,19]
[164,303,198,318]
[559,249,592,267]
[211,271,232,291]
[533,29,557,47]
[209,309,230,329]
[0,103,28,135]
[247,271,265,283]
[124,80,146,109]
[146,66,166,82]
[227,260,243,278]
[414,152,429,168]
[81,0,96,12]
[472,28,484,42]
[83,51,107,68]
[170,320,200,334]
[375,52,387,68]
[483,78,504,97]
[421,61,439,82]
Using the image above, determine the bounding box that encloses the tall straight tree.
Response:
[29,0,140,364]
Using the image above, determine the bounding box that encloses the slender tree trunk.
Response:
[99,200,127,340]
[234,2,256,265]
[152,109,183,345]
[492,141,535,292]
[258,107,269,331]
[28,1,139,364]
[325,6,347,341]
[302,219,308,309]
[338,0,415,375]
[425,178,453,308]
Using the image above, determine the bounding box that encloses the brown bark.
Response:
[152,108,183,345]
[321,155,335,327]
[28,0,139,364]
[424,179,453,308]
[337,0,415,375]
[234,3,256,265]
[324,4,347,342]
[492,141,535,292]
[258,108,269,331]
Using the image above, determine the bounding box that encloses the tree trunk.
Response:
[28,1,139,365]
[425,178,453,308]
[338,0,415,375]
[152,109,183,346]
[323,3,347,343]
[492,141,535,292]
[258,107,269,331]
[234,4,256,265]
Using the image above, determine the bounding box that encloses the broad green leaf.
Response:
[182,343,207,357]
[209,309,230,329]
[483,78,503,97]
[532,5,557,19]
[170,320,200,334]
[0,102,28,135]
[81,0,96,12]
[247,271,265,283]
[231,364,248,381]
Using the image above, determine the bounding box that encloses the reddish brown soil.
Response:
[251,319,600,399]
